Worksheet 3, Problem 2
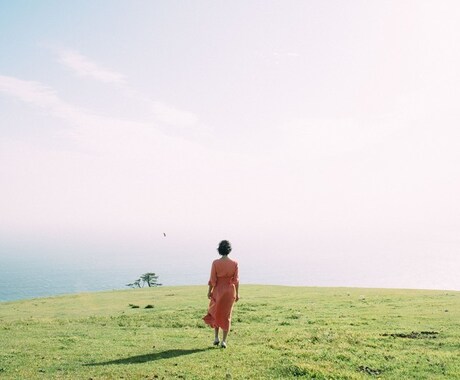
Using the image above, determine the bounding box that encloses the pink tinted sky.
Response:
[0,1,459,290]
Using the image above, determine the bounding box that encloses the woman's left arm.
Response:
[207,261,217,298]
[207,285,213,299]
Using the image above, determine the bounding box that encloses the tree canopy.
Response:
[126,273,162,288]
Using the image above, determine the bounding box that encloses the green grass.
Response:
[0,285,459,379]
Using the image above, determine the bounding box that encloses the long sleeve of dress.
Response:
[232,262,239,285]
[208,261,217,286]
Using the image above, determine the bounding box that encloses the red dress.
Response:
[203,258,239,331]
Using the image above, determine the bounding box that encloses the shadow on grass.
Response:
[85,348,211,366]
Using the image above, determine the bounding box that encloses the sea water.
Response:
[2,252,458,302]
[0,255,208,302]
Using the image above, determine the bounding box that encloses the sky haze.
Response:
[1,1,459,290]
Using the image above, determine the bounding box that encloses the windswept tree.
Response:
[126,273,162,288]
[140,272,162,287]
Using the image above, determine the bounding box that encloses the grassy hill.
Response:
[0,285,459,379]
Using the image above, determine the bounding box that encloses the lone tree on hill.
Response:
[141,272,162,287]
[126,273,162,288]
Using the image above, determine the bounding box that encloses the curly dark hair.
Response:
[217,240,232,256]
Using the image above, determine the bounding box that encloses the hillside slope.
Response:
[0,285,459,379]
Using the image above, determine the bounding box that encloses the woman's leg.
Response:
[222,329,228,344]
[214,327,220,344]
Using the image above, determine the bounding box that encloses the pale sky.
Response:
[1,1,459,290]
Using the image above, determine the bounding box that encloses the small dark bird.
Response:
[163,233,166,237]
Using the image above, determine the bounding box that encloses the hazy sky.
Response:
[1,1,459,290]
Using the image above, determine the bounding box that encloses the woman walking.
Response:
[203,240,239,348]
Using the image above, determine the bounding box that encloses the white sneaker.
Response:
[221,341,227,348]
[213,339,220,346]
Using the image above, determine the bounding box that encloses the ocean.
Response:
[2,253,458,302]
[0,255,208,302]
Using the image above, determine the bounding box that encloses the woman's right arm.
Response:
[234,262,239,301]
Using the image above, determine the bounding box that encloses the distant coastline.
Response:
[2,255,458,302]
[0,256,206,302]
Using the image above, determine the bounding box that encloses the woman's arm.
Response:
[234,262,239,301]
[207,261,216,298]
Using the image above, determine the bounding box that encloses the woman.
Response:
[203,240,239,348]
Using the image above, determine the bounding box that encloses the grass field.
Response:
[0,285,459,379]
